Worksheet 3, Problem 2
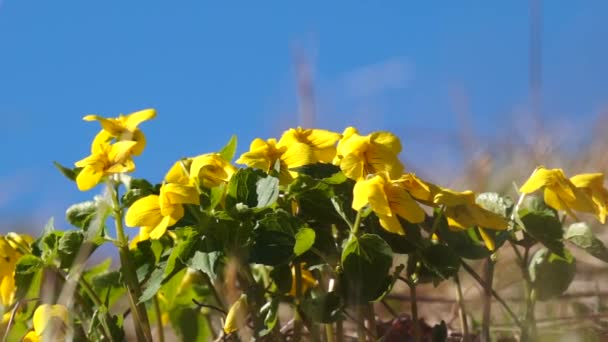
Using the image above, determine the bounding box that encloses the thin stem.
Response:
[351,211,363,237]
[293,263,303,342]
[110,182,152,342]
[366,303,376,340]
[454,273,470,342]
[153,295,165,342]
[408,280,421,342]
[356,306,366,342]
[430,206,445,236]
[481,257,494,342]
[335,320,343,342]
[460,261,522,329]
[325,323,334,342]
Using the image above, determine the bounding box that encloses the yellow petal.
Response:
[165,159,192,185]
[76,165,104,191]
[370,131,402,155]
[83,115,123,135]
[469,205,509,230]
[125,195,162,227]
[0,276,15,307]
[378,214,405,235]
[352,175,392,216]
[288,266,317,296]
[33,304,68,336]
[434,189,475,207]
[148,215,174,240]
[340,153,365,181]
[477,228,496,251]
[22,331,39,342]
[124,108,157,131]
[90,130,114,154]
[129,129,147,156]
[386,185,425,223]
[366,144,404,179]
[106,158,135,174]
[282,142,316,170]
[224,295,248,334]
[161,184,200,206]
[570,173,605,189]
[108,140,138,163]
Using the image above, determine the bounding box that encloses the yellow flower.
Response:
[236,138,315,184]
[83,108,156,156]
[0,234,31,308]
[190,153,236,188]
[165,159,193,185]
[570,173,608,224]
[333,127,403,181]
[223,294,248,335]
[23,304,68,342]
[288,265,317,297]
[433,189,508,251]
[519,167,596,218]
[433,189,508,231]
[277,127,341,164]
[393,173,442,205]
[352,172,425,235]
[125,183,200,240]
[74,140,137,191]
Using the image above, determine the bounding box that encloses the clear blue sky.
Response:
[2,1,608,233]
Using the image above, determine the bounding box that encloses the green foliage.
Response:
[565,222,608,263]
[529,248,576,301]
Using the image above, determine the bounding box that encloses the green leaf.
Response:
[419,244,461,284]
[529,248,576,301]
[269,264,292,294]
[300,291,343,323]
[249,210,298,266]
[14,255,43,300]
[121,178,157,208]
[58,230,87,268]
[341,234,393,303]
[259,298,280,336]
[53,161,81,181]
[369,215,422,254]
[226,168,268,209]
[164,227,200,278]
[289,163,341,179]
[66,201,98,230]
[435,211,493,259]
[187,251,222,281]
[139,263,167,303]
[565,222,608,263]
[170,307,211,342]
[294,228,316,257]
[219,134,238,162]
[256,175,280,208]
[519,210,565,258]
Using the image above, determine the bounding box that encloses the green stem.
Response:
[408,280,421,342]
[460,261,522,329]
[153,295,165,342]
[293,263,303,342]
[110,182,152,342]
[79,277,115,341]
[351,211,363,237]
[454,273,470,342]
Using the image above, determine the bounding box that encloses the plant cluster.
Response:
[2,109,608,341]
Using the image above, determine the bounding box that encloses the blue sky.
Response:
[2,1,608,233]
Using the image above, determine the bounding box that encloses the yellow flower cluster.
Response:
[520,166,608,223]
[236,126,508,248]
[74,109,156,191]
[126,153,236,242]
